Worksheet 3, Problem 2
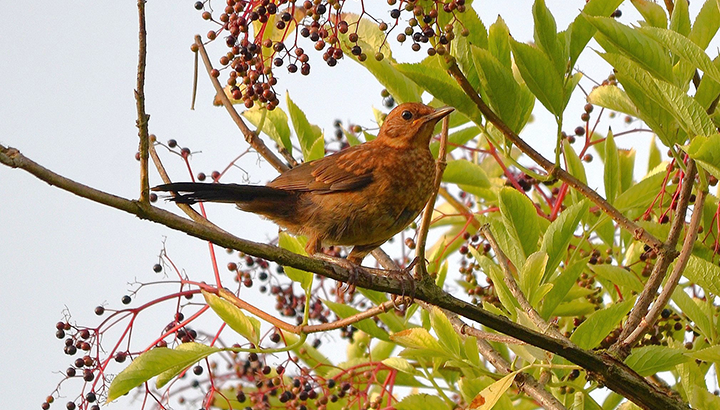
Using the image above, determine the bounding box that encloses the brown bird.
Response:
[154,102,453,268]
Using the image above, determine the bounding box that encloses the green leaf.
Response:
[689,345,720,362]
[648,136,662,172]
[587,84,641,118]
[430,306,461,357]
[337,14,422,103]
[625,345,689,376]
[672,288,714,340]
[591,264,644,293]
[323,299,390,341]
[669,0,690,36]
[519,251,549,307]
[683,255,720,295]
[681,134,720,180]
[570,298,635,349]
[277,232,313,291]
[396,394,449,410]
[614,171,666,213]
[471,45,534,133]
[455,6,488,50]
[510,40,565,116]
[540,200,589,279]
[564,140,588,203]
[107,343,219,401]
[618,148,636,194]
[286,93,324,161]
[587,16,674,83]
[382,357,417,375]
[532,0,565,75]
[395,58,483,125]
[442,159,491,188]
[604,129,620,204]
[631,0,668,28]
[391,328,445,353]
[567,0,625,65]
[463,336,481,367]
[498,187,540,264]
[202,291,260,345]
[689,0,720,50]
[242,106,292,153]
[470,372,517,410]
[640,27,720,85]
[488,16,512,69]
[540,259,586,318]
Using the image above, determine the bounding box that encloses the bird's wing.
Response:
[269,144,376,193]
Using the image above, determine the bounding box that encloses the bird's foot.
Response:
[388,259,417,309]
[311,253,362,303]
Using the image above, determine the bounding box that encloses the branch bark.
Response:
[0,143,689,410]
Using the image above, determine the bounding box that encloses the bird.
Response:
[153,102,454,271]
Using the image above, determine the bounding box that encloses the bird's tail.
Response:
[152,182,293,205]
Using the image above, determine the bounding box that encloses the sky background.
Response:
[0,1,705,409]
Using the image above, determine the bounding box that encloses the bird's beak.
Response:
[424,106,455,122]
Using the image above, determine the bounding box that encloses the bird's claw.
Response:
[311,253,361,303]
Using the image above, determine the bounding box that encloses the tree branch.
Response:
[136,0,150,204]
[0,143,689,410]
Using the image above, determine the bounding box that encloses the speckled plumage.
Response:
[154,102,454,264]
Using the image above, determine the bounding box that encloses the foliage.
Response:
[14,1,720,410]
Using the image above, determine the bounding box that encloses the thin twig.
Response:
[193,35,289,173]
[446,312,567,410]
[480,225,568,341]
[136,0,150,204]
[444,59,669,255]
[614,160,697,356]
[0,144,690,410]
[415,116,450,278]
[620,185,706,349]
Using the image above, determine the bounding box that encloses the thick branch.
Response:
[0,143,689,410]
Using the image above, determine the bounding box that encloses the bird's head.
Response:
[376,103,454,148]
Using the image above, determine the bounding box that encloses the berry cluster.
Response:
[194,0,469,109]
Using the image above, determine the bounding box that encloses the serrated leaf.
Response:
[323,299,390,341]
[564,140,588,204]
[587,16,674,83]
[510,40,565,116]
[625,345,688,376]
[338,14,422,104]
[587,84,641,118]
[456,6,488,50]
[519,251,549,307]
[683,255,720,295]
[654,78,718,137]
[488,16,512,69]
[277,232,313,291]
[540,200,589,279]
[533,0,565,75]
[540,259,586,318]
[498,187,540,266]
[391,328,445,354]
[471,45,534,133]
[286,93,324,161]
[672,288,714,340]
[614,171,666,213]
[681,135,720,180]
[463,336,481,367]
[591,264,645,293]
[604,129,620,204]
[648,136,662,172]
[442,159,490,189]
[472,249,520,318]
[202,291,260,345]
[689,345,720,362]
[618,148,636,194]
[568,0,625,65]
[669,0,690,36]
[396,58,483,125]
[382,357,417,375]
[107,343,219,401]
[396,394,449,410]
[470,372,517,410]
[242,106,292,153]
[429,306,461,357]
[570,298,635,349]
[641,27,720,85]
[631,0,668,28]
[689,0,720,50]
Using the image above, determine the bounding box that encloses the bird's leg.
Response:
[305,238,364,302]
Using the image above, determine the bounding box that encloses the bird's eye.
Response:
[401,110,413,120]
